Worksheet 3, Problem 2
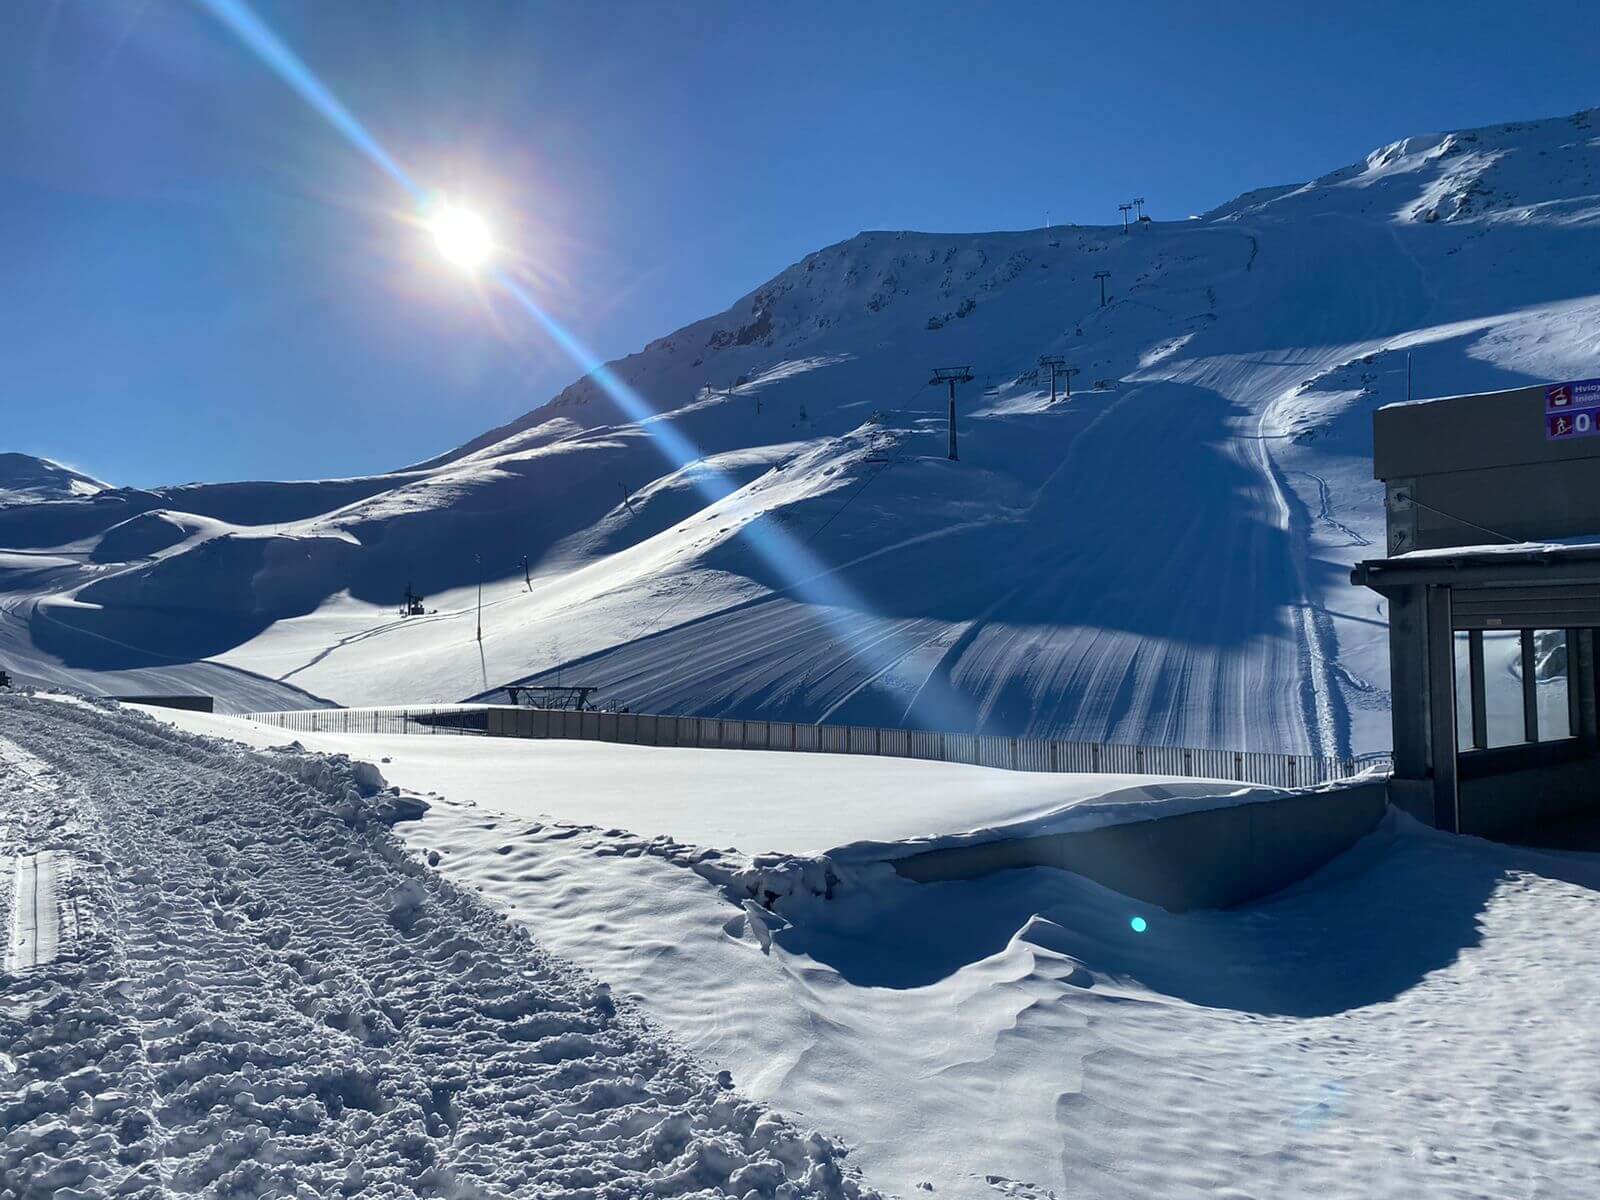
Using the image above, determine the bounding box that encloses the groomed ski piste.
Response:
[5,109,1600,761]
[7,693,1600,1198]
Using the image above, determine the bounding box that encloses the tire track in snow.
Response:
[0,696,881,1199]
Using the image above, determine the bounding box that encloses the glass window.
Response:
[1454,630,1474,751]
[1482,630,1526,747]
[1534,629,1572,741]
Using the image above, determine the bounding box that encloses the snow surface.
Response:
[90,697,1600,1198]
[0,454,107,508]
[0,695,880,1198]
[5,109,1600,754]
[121,702,1600,1197]
[138,706,1264,856]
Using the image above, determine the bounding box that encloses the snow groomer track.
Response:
[0,695,877,1199]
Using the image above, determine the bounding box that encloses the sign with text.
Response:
[1546,377,1600,440]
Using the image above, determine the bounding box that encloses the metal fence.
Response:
[240,706,490,735]
[238,704,1386,788]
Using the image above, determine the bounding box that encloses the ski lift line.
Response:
[802,454,897,548]
[1401,494,1518,545]
[797,376,938,541]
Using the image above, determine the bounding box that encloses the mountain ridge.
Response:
[3,106,1597,743]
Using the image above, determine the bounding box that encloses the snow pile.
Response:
[412,778,1600,1199]
[127,705,1255,855]
[0,696,879,1199]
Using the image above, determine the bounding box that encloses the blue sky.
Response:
[3,1,1592,488]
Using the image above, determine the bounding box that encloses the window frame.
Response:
[1456,625,1580,755]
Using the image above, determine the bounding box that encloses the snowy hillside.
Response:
[5,108,1600,752]
[0,453,107,506]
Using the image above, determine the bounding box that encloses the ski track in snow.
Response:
[5,110,1600,760]
[0,696,879,1199]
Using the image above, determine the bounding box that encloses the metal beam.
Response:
[1468,628,1487,751]
[1577,628,1597,746]
[1521,628,1539,743]
[1425,585,1461,832]
[1385,585,1431,778]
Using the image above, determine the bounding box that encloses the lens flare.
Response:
[429,205,493,269]
[194,0,421,199]
[194,0,976,732]
[1130,916,1148,933]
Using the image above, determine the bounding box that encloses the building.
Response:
[1352,379,1600,836]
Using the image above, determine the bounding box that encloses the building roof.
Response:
[1352,536,1600,590]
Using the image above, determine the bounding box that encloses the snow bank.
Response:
[136,705,1250,856]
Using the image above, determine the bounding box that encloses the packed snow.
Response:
[102,700,1600,1198]
[135,706,1269,856]
[0,695,880,1198]
[5,110,1600,757]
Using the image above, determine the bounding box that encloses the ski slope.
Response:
[5,109,1600,751]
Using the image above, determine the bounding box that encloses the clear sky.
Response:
[3,0,1593,488]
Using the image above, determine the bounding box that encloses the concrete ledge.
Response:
[1461,758,1600,837]
[112,694,214,713]
[888,778,1391,911]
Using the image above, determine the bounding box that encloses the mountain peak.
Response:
[0,453,111,506]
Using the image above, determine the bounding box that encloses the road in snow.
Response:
[0,696,878,1198]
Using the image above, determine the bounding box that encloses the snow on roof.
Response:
[1388,534,1600,561]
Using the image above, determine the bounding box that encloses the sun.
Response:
[427,204,493,269]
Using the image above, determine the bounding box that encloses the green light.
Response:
[1130,916,1148,933]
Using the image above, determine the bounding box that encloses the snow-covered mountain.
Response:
[0,453,108,506]
[5,108,1600,750]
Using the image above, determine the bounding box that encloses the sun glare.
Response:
[428,204,493,269]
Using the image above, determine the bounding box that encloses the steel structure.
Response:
[929,366,975,460]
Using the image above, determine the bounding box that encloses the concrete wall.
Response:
[1459,758,1600,838]
[113,694,214,713]
[888,779,1391,911]
[1374,385,1600,551]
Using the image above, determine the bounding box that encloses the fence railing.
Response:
[240,706,490,735]
[238,704,1387,789]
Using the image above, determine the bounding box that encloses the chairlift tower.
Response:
[1039,355,1070,403]
[1094,270,1111,306]
[928,366,975,461]
[1119,203,1132,234]
[1133,197,1146,220]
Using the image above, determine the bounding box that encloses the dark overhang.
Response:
[1352,540,1600,592]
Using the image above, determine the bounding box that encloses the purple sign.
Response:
[1545,378,1600,440]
